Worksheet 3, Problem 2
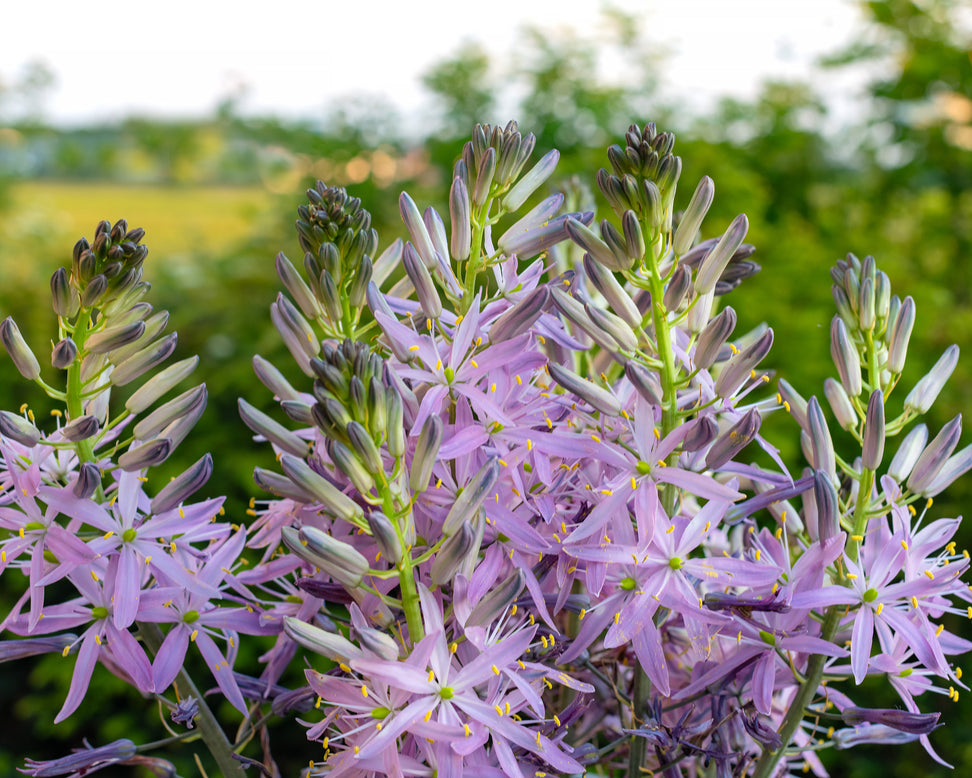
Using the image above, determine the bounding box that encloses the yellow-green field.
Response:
[5,181,276,257]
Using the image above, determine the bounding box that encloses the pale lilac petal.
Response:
[852,607,874,683]
[194,631,247,714]
[452,628,535,690]
[654,467,743,501]
[152,626,190,692]
[106,623,154,692]
[356,698,437,761]
[55,629,100,723]
[112,546,142,629]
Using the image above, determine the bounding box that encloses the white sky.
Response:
[2,0,865,126]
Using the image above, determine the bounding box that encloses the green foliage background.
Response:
[1,1,970,774]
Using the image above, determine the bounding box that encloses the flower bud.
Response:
[813,469,841,543]
[861,389,885,470]
[624,361,663,405]
[1,317,41,381]
[270,295,316,377]
[686,288,716,334]
[135,385,207,441]
[317,268,343,324]
[250,354,300,403]
[409,414,443,493]
[566,217,629,272]
[51,337,78,369]
[823,377,857,431]
[503,149,559,212]
[80,274,108,307]
[683,416,718,452]
[0,410,41,447]
[278,454,363,525]
[118,438,172,471]
[449,177,471,261]
[806,397,836,481]
[694,214,748,295]
[858,276,875,331]
[923,442,972,497]
[777,378,809,431]
[72,461,102,499]
[704,408,761,469]
[294,524,371,587]
[151,453,214,513]
[276,251,322,320]
[694,307,736,370]
[582,255,642,329]
[585,303,638,352]
[348,253,373,309]
[830,316,862,398]
[907,414,962,495]
[62,414,100,442]
[125,356,199,414]
[365,510,403,565]
[466,569,526,627]
[550,286,620,353]
[403,242,442,320]
[489,286,549,344]
[621,210,645,263]
[50,267,80,318]
[385,388,405,457]
[255,467,313,502]
[109,332,178,386]
[888,423,928,482]
[431,522,476,586]
[548,362,622,416]
[833,725,920,749]
[325,438,373,495]
[355,624,400,661]
[283,616,363,663]
[663,264,692,312]
[887,296,915,374]
[904,344,959,415]
[399,191,438,268]
[673,176,714,256]
[442,458,500,536]
[346,420,383,477]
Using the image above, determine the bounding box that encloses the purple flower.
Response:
[19,739,137,777]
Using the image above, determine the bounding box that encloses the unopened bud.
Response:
[151,453,213,513]
[904,345,959,415]
[888,424,928,482]
[403,242,442,320]
[240,399,310,459]
[583,255,642,329]
[813,469,841,543]
[1,317,41,381]
[694,307,737,370]
[385,388,405,457]
[806,397,836,481]
[73,461,101,498]
[0,410,40,447]
[663,264,691,312]
[329,438,375,494]
[624,361,662,405]
[251,354,300,403]
[289,525,370,587]
[110,332,178,387]
[135,385,206,441]
[50,267,80,318]
[887,296,915,374]
[399,192,438,268]
[841,707,940,736]
[347,420,383,477]
[489,286,549,344]
[365,510,403,565]
[861,390,885,470]
[466,569,525,627]
[585,303,638,352]
[907,414,962,495]
[673,176,714,256]
[823,377,857,432]
[830,317,862,398]
[778,378,809,431]
[566,217,629,272]
[442,458,500,536]
[278,453,363,525]
[705,409,761,469]
[276,252,322,320]
[283,616,363,663]
[503,149,559,212]
[449,177,471,261]
[409,415,443,493]
[62,414,100,442]
[694,214,748,295]
[51,337,78,369]
[548,363,621,416]
[118,438,172,471]
[430,522,475,586]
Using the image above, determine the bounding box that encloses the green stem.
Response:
[138,623,247,778]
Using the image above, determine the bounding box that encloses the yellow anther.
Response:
[424,710,432,722]
[491,664,500,675]
[516,375,522,385]
[361,685,369,697]
[470,359,478,368]
[613,612,620,625]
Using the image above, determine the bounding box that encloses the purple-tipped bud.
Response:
[466,569,525,627]
[624,361,663,405]
[888,424,928,482]
[62,414,100,442]
[862,389,885,470]
[704,408,761,469]
[550,286,620,353]
[830,316,862,398]
[1,317,41,381]
[683,416,718,452]
[694,307,737,371]
[566,217,630,272]
[328,439,375,494]
[488,286,548,343]
[693,214,748,295]
[51,337,78,369]
[904,344,959,414]
[278,454,363,525]
[503,149,559,212]
[431,522,476,586]
[409,414,443,493]
[283,616,362,663]
[923,442,972,497]
[907,414,962,495]
[295,525,370,587]
[663,264,692,312]
[118,438,172,472]
[270,295,316,377]
[385,388,405,458]
[250,355,300,403]
[449,177,471,261]
[276,252,322,320]
[110,332,178,386]
[823,377,857,431]
[403,242,442,320]
[583,255,642,329]
[354,624,400,661]
[713,328,773,399]
[124,356,199,414]
[347,420,383,477]
[0,410,40,447]
[806,396,836,480]
[20,739,138,777]
[813,469,841,543]
[399,191,438,268]
[673,176,715,256]
[621,210,645,263]
[858,276,875,331]
[134,385,206,442]
[472,146,496,208]
[887,296,915,374]
[151,453,214,513]
[442,458,500,536]
[548,362,622,416]
[841,707,940,735]
[50,267,80,319]
[833,725,920,749]
[585,303,638,352]
[72,461,102,498]
[365,510,403,565]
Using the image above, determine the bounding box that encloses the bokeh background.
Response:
[1,0,970,775]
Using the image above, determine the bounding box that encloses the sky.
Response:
[1,0,866,126]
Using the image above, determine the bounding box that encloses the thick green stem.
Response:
[138,623,247,778]
[65,313,97,467]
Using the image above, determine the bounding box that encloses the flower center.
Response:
[439,686,455,700]
[91,606,109,620]
[862,587,879,603]
[122,528,137,543]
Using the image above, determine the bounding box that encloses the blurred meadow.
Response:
[1,1,971,775]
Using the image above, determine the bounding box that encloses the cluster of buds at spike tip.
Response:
[456,121,542,211]
[66,220,148,315]
[291,182,380,335]
[830,254,894,336]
